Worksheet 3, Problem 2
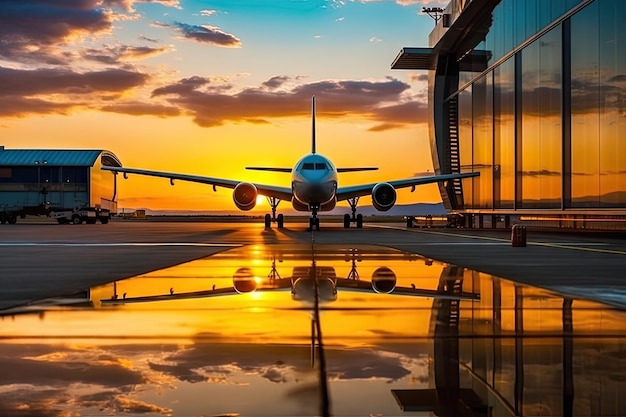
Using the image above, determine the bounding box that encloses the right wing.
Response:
[102,166,293,202]
[336,171,479,201]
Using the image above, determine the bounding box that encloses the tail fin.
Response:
[311,96,316,154]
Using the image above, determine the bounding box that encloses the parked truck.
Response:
[50,206,111,224]
[0,203,112,225]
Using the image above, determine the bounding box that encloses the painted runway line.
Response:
[0,242,242,247]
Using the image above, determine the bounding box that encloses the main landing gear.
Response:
[264,197,284,229]
[343,197,363,228]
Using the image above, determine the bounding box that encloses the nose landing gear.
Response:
[309,205,320,231]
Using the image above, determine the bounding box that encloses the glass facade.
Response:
[423,0,626,226]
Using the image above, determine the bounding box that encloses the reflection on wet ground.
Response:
[1,243,626,416]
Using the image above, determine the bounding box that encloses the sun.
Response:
[256,195,266,205]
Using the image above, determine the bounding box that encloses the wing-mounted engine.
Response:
[371,182,396,211]
[371,267,397,294]
[233,182,258,211]
[233,267,257,293]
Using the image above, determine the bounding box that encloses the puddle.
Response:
[1,244,626,416]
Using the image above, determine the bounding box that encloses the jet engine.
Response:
[371,267,396,293]
[233,182,258,211]
[371,182,396,211]
[233,267,257,293]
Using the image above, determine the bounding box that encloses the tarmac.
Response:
[1,219,626,310]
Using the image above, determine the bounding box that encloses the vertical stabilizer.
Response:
[311,96,316,154]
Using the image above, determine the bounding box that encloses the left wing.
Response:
[336,171,479,201]
[102,166,293,202]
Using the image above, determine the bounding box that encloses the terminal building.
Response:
[0,147,122,223]
[392,0,626,229]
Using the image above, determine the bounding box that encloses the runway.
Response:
[3,219,626,416]
[2,220,626,310]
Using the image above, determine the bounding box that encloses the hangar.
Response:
[393,0,626,230]
[0,146,122,224]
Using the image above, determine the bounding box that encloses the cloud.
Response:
[155,21,241,47]
[0,66,149,117]
[100,101,180,117]
[262,76,291,90]
[149,75,420,128]
[200,9,217,16]
[103,0,182,13]
[0,67,148,97]
[0,0,114,64]
[82,44,173,64]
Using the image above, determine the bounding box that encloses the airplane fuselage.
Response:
[291,153,338,211]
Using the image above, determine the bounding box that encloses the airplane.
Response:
[100,256,480,306]
[102,97,479,230]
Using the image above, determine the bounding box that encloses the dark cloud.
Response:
[0,97,73,118]
[153,342,414,384]
[100,101,180,117]
[82,45,172,64]
[0,0,113,63]
[151,75,421,128]
[0,355,144,387]
[0,66,149,117]
[0,67,148,97]
[263,75,290,90]
[156,21,241,47]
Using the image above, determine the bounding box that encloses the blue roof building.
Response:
[0,146,122,220]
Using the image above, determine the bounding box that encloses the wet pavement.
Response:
[2,242,626,416]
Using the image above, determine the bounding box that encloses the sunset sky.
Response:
[0,0,445,212]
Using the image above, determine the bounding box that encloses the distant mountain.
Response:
[129,203,447,217]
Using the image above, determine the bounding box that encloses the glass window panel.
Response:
[459,88,474,207]
[520,27,562,208]
[494,58,516,208]
[571,0,600,207]
[503,0,514,53]
[525,0,538,39]
[598,0,626,207]
[472,74,493,208]
[514,0,527,47]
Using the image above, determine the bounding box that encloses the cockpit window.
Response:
[299,161,329,171]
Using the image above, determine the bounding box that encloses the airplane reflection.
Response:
[100,248,480,307]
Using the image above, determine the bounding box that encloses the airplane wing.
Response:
[335,172,479,201]
[100,279,294,306]
[334,278,480,300]
[102,166,293,202]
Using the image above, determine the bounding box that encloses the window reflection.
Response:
[520,27,562,209]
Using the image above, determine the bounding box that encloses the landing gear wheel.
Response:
[343,214,350,228]
[356,213,363,228]
[309,217,320,231]
[277,213,284,229]
[72,214,82,225]
[264,214,271,229]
